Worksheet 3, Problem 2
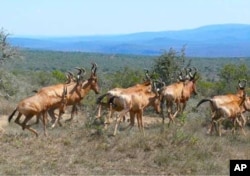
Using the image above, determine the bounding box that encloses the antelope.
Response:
[96,70,152,127]
[160,68,198,125]
[109,81,161,136]
[211,92,250,136]
[8,86,68,137]
[196,79,246,135]
[40,63,100,128]
[33,70,80,124]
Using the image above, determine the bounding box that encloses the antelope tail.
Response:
[196,99,213,108]
[108,96,119,108]
[8,108,18,122]
[96,93,108,104]
[108,96,116,104]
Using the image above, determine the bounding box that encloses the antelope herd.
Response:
[7,63,250,137]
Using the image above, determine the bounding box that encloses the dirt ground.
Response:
[0,115,8,134]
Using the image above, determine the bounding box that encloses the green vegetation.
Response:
[152,46,191,84]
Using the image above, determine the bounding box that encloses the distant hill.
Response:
[9,24,250,57]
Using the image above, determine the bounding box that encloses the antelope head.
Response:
[88,62,100,94]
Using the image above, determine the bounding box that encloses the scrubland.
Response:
[1,99,249,175]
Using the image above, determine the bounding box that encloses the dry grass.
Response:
[1,102,250,175]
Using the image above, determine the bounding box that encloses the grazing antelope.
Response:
[160,68,198,125]
[8,86,68,137]
[196,79,246,135]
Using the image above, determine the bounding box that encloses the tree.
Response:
[152,46,191,84]
[218,63,250,94]
[0,28,21,99]
[105,66,144,89]
[0,27,18,65]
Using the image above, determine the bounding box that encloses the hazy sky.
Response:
[1,0,250,36]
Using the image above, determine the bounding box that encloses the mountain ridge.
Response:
[9,24,250,57]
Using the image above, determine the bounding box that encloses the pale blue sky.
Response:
[1,0,250,36]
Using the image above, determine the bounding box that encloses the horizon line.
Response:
[10,23,250,38]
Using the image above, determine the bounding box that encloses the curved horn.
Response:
[238,80,243,88]
[154,79,166,88]
[158,78,166,87]
[242,79,247,87]
[91,62,97,75]
[67,71,74,77]
[152,81,159,95]
[186,67,191,74]
[189,67,198,79]
[65,72,73,84]
[238,80,242,88]
[178,70,185,82]
[65,73,70,80]
[80,67,86,76]
[239,79,247,89]
[75,67,82,75]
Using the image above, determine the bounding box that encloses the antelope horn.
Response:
[238,80,244,89]
[80,68,86,76]
[158,78,166,87]
[152,82,159,95]
[75,67,82,74]
[65,73,70,80]
[94,63,97,75]
[178,70,185,81]
[91,62,97,70]
[189,67,198,79]
[188,67,194,78]
[91,62,97,75]
[67,71,74,77]
[242,79,247,88]
[186,67,191,74]
[65,72,72,83]
[153,79,165,89]
[239,79,247,88]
